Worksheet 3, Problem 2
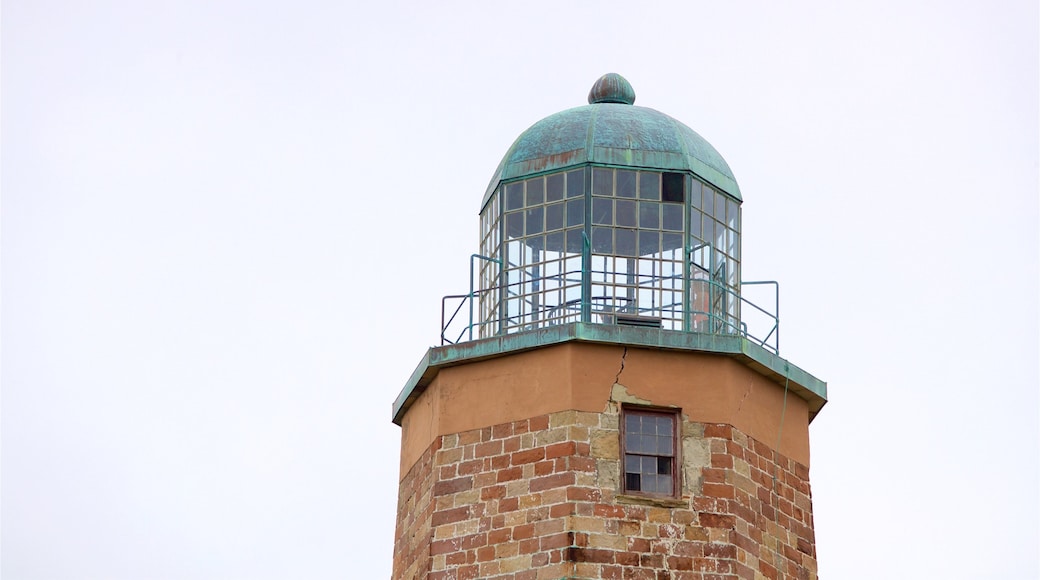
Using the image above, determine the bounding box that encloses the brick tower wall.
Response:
[392,406,817,580]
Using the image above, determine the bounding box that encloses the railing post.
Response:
[468,254,501,342]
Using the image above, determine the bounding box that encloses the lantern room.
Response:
[444,73,776,351]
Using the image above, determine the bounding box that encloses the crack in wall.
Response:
[613,346,628,385]
[734,379,753,416]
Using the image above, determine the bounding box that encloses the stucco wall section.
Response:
[398,343,810,478]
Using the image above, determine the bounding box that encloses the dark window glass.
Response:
[617,170,637,198]
[547,230,565,253]
[566,199,585,227]
[527,178,544,206]
[592,197,613,225]
[593,168,613,197]
[506,211,524,239]
[526,207,544,235]
[662,172,684,203]
[545,203,564,231]
[639,231,659,256]
[662,204,683,231]
[506,183,524,211]
[616,229,637,257]
[566,229,584,254]
[639,172,660,200]
[567,170,584,198]
[622,408,678,497]
[616,200,637,228]
[546,173,565,202]
[592,227,612,253]
[639,202,659,229]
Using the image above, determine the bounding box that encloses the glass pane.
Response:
[527,178,544,206]
[566,199,585,227]
[506,211,523,239]
[656,436,671,455]
[617,170,637,198]
[566,228,583,254]
[662,232,682,253]
[659,477,672,495]
[715,192,726,221]
[506,183,524,211]
[526,207,544,235]
[639,202,660,229]
[616,199,637,227]
[546,203,564,231]
[592,227,612,253]
[626,413,640,432]
[625,455,640,472]
[689,180,701,208]
[547,173,565,202]
[567,170,584,198]
[657,415,673,435]
[703,214,714,246]
[639,231,659,256]
[658,457,672,475]
[626,473,641,492]
[639,172,660,200]
[592,197,613,225]
[690,209,702,239]
[593,167,613,196]
[701,185,714,214]
[662,204,683,231]
[727,199,739,230]
[546,230,565,253]
[616,229,637,257]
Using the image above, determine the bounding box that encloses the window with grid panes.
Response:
[622,407,679,497]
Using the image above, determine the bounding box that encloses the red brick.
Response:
[528,415,550,431]
[490,454,510,470]
[704,543,735,558]
[549,502,575,517]
[571,547,614,563]
[497,467,523,482]
[567,486,601,502]
[698,513,735,529]
[503,436,521,453]
[616,550,640,566]
[475,440,502,458]
[710,454,733,468]
[530,472,575,492]
[534,461,554,476]
[545,441,576,459]
[513,523,534,539]
[488,528,511,544]
[594,503,627,518]
[540,531,572,550]
[569,456,597,473]
[432,506,469,526]
[433,476,473,497]
[703,483,735,499]
[512,448,546,465]
[481,485,507,500]
[703,424,732,438]
[492,422,514,439]
[668,556,694,570]
[457,459,483,475]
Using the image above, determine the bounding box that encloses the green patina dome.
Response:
[483,74,741,208]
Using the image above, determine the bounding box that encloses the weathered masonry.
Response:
[392,74,827,580]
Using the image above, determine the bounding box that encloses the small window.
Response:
[621,407,679,497]
[662,172,684,203]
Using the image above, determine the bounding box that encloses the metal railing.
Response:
[441,271,781,354]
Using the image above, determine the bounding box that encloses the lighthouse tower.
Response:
[391,74,827,580]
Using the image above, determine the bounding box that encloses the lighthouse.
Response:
[392,73,827,580]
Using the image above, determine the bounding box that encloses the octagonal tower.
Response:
[392,74,827,580]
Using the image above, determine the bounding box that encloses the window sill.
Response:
[615,493,687,509]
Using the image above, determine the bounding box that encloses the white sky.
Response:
[3,1,1037,578]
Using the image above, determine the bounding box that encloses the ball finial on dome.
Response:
[588,73,636,105]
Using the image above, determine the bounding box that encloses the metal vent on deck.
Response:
[614,314,663,329]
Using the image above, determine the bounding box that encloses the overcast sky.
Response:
[3,1,1037,578]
